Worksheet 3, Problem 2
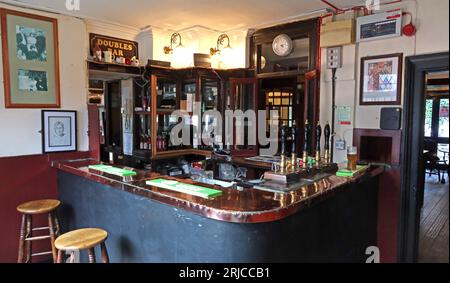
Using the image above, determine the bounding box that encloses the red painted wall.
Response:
[0,151,90,263]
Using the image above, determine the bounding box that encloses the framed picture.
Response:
[360,53,403,105]
[1,9,60,108]
[42,110,77,153]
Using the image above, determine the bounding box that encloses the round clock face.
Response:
[272,34,293,57]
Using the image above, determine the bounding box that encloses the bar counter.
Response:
[52,158,383,262]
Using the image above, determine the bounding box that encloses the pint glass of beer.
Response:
[347,146,358,171]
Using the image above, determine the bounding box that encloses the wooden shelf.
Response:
[256,70,306,79]
[152,149,212,160]
[135,111,151,115]
[156,109,176,115]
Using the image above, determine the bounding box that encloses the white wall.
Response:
[0,4,148,158]
[0,3,89,157]
[151,26,248,69]
[319,0,449,163]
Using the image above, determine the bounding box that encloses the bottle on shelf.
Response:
[146,130,151,151]
[157,135,162,152]
[140,134,144,150]
[143,134,148,150]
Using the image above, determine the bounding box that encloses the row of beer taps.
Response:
[278,120,331,174]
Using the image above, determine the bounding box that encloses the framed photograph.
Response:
[42,110,77,153]
[360,53,403,105]
[1,8,60,108]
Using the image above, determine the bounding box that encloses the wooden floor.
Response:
[418,175,449,263]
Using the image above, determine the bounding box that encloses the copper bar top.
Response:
[52,159,384,224]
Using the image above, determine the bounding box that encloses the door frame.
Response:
[398,52,449,263]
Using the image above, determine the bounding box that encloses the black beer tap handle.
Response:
[291,121,297,154]
[324,123,331,151]
[303,120,310,152]
[281,125,287,156]
[316,123,322,152]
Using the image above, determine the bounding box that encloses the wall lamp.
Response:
[210,34,231,56]
[164,32,183,54]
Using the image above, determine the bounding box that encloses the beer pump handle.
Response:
[316,124,322,151]
[316,123,322,152]
[291,121,297,154]
[324,123,331,151]
[303,120,309,152]
[281,125,287,156]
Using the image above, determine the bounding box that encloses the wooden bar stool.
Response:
[55,228,109,263]
[16,199,61,263]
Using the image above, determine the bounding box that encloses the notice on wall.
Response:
[337,106,352,126]
[123,133,133,156]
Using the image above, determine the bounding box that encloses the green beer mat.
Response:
[336,165,369,177]
[146,178,223,199]
[88,164,137,177]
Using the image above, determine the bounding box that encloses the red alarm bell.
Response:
[403,23,416,36]
[402,12,416,37]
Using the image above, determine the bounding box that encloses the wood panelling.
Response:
[0,151,89,263]
[377,168,401,263]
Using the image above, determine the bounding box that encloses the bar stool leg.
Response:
[57,250,64,263]
[87,248,96,263]
[48,212,57,262]
[69,251,76,263]
[24,215,32,263]
[100,242,109,263]
[53,212,61,237]
[17,214,27,263]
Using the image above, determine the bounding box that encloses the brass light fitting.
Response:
[164,32,183,54]
[210,34,231,56]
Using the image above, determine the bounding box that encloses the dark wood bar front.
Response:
[53,159,382,262]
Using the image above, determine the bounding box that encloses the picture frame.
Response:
[42,110,77,153]
[1,8,60,108]
[360,53,403,105]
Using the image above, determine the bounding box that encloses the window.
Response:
[439,98,449,138]
[425,99,433,137]
[266,90,293,127]
[424,71,448,143]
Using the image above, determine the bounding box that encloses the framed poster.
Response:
[42,110,77,153]
[1,9,60,108]
[360,53,403,105]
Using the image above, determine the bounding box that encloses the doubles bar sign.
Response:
[89,33,139,60]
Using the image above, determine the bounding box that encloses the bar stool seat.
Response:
[55,228,109,263]
[17,199,61,215]
[16,199,61,263]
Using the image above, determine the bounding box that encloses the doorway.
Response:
[103,80,122,162]
[399,52,449,263]
[419,71,449,263]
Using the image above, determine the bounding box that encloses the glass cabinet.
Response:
[229,78,258,156]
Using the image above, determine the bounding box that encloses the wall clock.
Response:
[272,34,293,57]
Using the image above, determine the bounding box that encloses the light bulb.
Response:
[220,46,233,69]
[172,45,193,68]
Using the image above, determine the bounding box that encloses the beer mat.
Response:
[336,165,369,178]
[254,179,313,193]
[88,164,137,177]
[245,155,281,164]
[146,178,223,199]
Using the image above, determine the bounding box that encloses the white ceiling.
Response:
[7,0,391,31]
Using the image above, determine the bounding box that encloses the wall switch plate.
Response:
[335,139,346,150]
[327,47,343,69]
